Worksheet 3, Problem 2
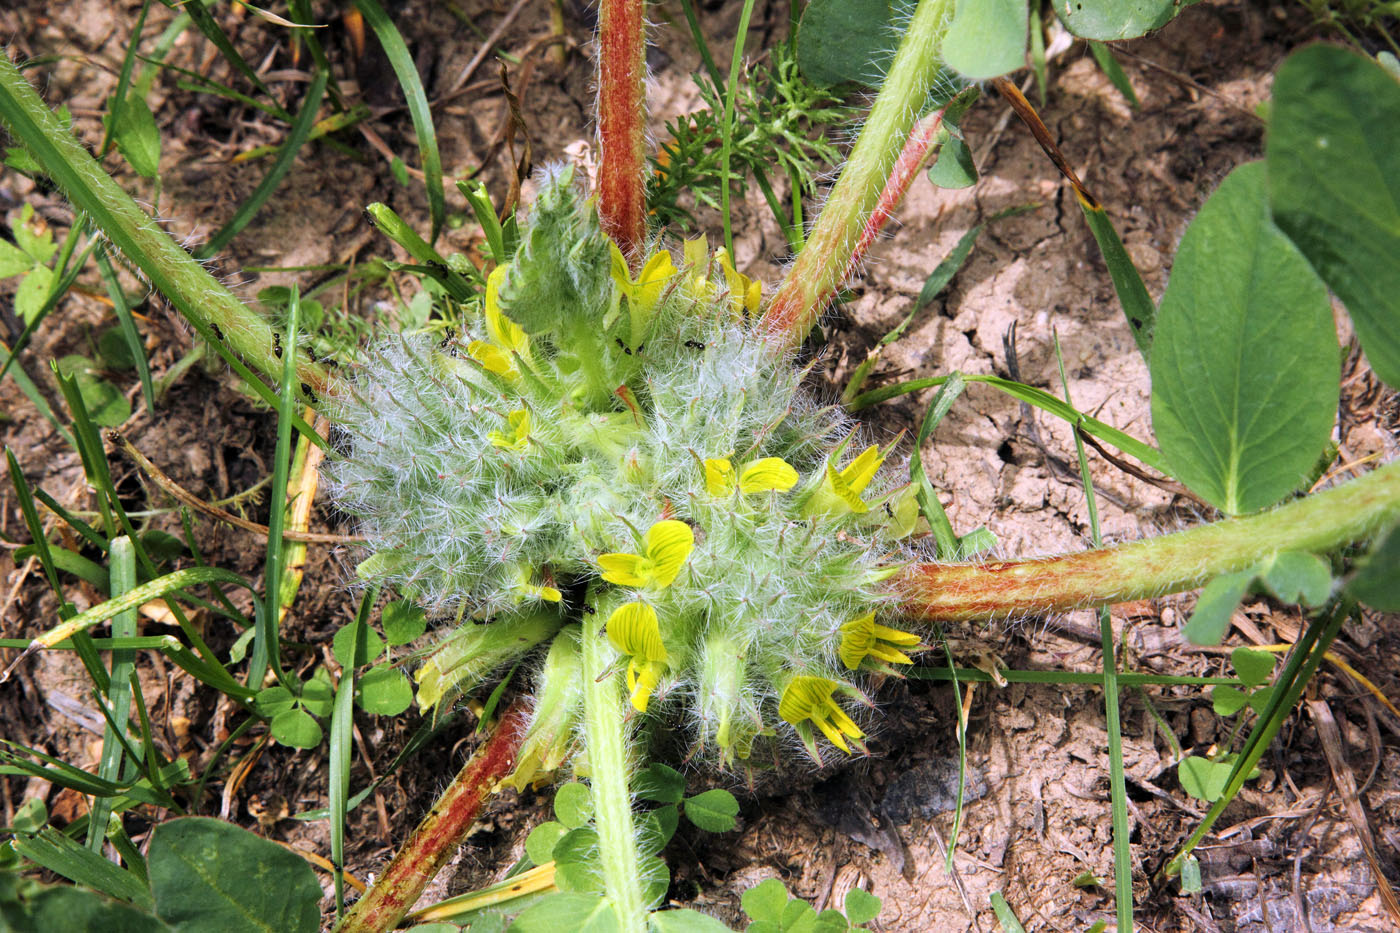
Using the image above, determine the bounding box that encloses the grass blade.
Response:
[96,250,155,413]
[158,0,293,122]
[719,0,758,256]
[354,0,445,243]
[87,536,139,852]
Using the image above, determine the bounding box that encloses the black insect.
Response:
[301,383,318,404]
[615,337,633,356]
[582,603,596,615]
[684,340,705,350]
[273,332,283,359]
[210,323,224,341]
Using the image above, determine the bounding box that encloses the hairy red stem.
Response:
[336,701,530,933]
[895,460,1400,622]
[596,0,647,266]
[845,110,945,287]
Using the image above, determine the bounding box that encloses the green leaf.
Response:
[382,600,427,645]
[1257,550,1332,606]
[813,909,850,932]
[843,888,881,925]
[550,828,603,894]
[796,0,897,88]
[75,372,132,428]
[681,788,739,833]
[332,620,385,669]
[301,676,335,717]
[1150,162,1338,515]
[554,781,594,829]
[1210,685,1250,717]
[635,762,686,804]
[1345,522,1400,611]
[0,885,170,933]
[1057,0,1200,40]
[356,664,413,715]
[525,820,568,866]
[926,133,976,188]
[1177,756,1231,802]
[1181,569,1253,646]
[139,530,186,564]
[1230,646,1276,688]
[148,817,321,932]
[1179,854,1203,894]
[640,853,670,906]
[15,263,55,325]
[741,878,790,923]
[511,893,617,933]
[1080,200,1156,357]
[112,95,160,178]
[1246,686,1275,716]
[1268,45,1400,389]
[254,685,296,717]
[12,203,57,263]
[270,708,322,749]
[0,237,32,277]
[941,0,1027,81]
[988,892,1026,933]
[648,908,732,932]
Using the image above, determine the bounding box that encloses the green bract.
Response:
[325,168,918,768]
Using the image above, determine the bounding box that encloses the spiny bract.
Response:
[325,167,925,771]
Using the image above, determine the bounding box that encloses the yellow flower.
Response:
[839,612,920,671]
[610,243,677,347]
[715,247,761,317]
[803,444,884,517]
[704,457,799,497]
[598,519,694,589]
[467,265,530,377]
[778,676,863,755]
[606,602,669,712]
[514,565,562,603]
[488,408,531,452]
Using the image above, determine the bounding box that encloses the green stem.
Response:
[580,601,646,931]
[759,0,953,346]
[0,57,331,396]
[897,460,1400,621]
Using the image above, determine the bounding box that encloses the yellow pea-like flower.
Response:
[838,611,920,670]
[467,266,531,378]
[598,519,694,589]
[705,457,799,496]
[804,445,884,517]
[778,676,863,755]
[715,247,761,317]
[606,601,669,712]
[488,409,531,452]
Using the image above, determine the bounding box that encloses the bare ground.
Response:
[2,1,1399,930]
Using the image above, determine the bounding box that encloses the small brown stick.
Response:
[110,431,363,545]
[335,701,531,933]
[990,77,1100,210]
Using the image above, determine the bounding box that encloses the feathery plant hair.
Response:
[326,166,927,772]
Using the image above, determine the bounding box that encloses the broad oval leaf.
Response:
[1267,44,1400,389]
[148,817,321,933]
[941,0,1027,81]
[796,0,898,87]
[1150,161,1338,515]
[1058,0,1201,40]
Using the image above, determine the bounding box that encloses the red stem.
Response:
[596,0,647,267]
[761,108,945,345]
[336,701,531,933]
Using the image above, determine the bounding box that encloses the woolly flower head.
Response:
[325,167,925,771]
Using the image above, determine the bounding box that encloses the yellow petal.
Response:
[824,462,870,514]
[868,643,915,666]
[484,265,529,355]
[743,279,762,315]
[627,659,663,712]
[826,702,863,740]
[466,340,514,376]
[812,711,852,754]
[598,553,647,587]
[607,601,668,670]
[839,445,883,495]
[778,675,835,725]
[488,408,531,452]
[609,240,632,289]
[704,458,736,496]
[738,457,798,494]
[871,622,921,645]
[643,520,694,588]
[635,250,678,307]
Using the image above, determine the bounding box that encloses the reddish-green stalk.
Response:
[335,701,530,933]
[760,0,954,346]
[845,108,945,283]
[596,0,648,267]
[897,460,1400,622]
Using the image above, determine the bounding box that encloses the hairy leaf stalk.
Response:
[897,460,1400,621]
[335,701,530,933]
[846,108,945,280]
[0,57,331,395]
[596,0,647,265]
[760,0,953,345]
[580,604,648,932]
